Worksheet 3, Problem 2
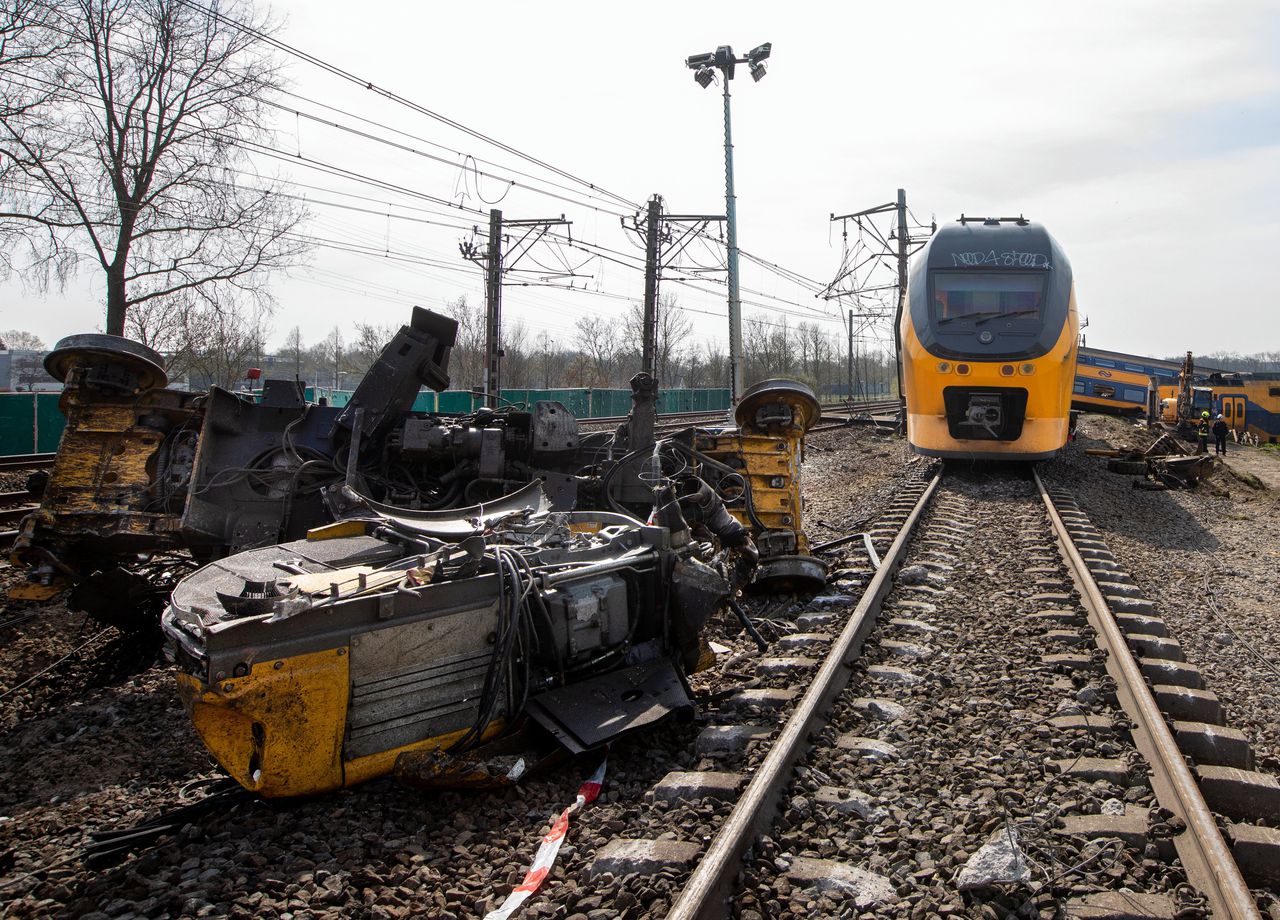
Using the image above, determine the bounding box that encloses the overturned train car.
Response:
[12,310,824,625]
[163,477,753,797]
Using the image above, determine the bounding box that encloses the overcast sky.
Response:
[4,0,1279,361]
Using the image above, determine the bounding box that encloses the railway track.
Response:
[0,486,39,549]
[575,399,902,432]
[0,452,56,473]
[3,433,1278,916]
[573,464,1277,919]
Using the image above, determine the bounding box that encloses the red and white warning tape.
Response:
[482,759,608,920]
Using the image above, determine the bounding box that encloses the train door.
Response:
[1221,395,1246,434]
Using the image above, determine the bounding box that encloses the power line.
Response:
[171,0,641,211]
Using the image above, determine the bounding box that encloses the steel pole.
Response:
[484,208,503,407]
[894,188,907,405]
[641,195,661,378]
[722,78,743,404]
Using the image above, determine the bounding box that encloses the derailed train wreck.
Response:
[13,308,825,796]
[164,476,754,797]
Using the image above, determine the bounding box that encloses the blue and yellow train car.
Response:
[1202,373,1280,444]
[1072,364,1153,417]
[900,216,1078,460]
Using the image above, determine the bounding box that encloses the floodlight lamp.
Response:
[748,42,772,63]
[695,66,715,88]
[685,51,715,69]
[749,61,766,82]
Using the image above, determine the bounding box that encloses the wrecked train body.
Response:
[12,309,591,626]
[162,469,756,797]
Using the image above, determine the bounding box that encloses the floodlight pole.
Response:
[687,42,769,405]
[722,78,744,405]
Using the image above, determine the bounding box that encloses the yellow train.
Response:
[900,216,1078,460]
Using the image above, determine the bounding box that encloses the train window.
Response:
[1271,387,1280,397]
[1094,359,1115,368]
[1073,381,1085,393]
[1123,388,1146,403]
[1095,385,1116,398]
[932,273,1044,323]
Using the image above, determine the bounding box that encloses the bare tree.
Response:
[573,314,620,387]
[184,301,267,389]
[534,329,568,389]
[0,0,72,278]
[622,293,694,385]
[503,319,532,389]
[320,326,349,389]
[1,328,44,350]
[282,325,304,380]
[0,0,308,335]
[743,314,794,384]
[125,295,197,381]
[442,295,484,393]
[3,327,47,390]
[351,321,395,376]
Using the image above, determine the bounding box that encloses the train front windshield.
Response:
[932,273,1045,325]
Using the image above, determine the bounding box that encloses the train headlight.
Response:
[937,362,951,373]
[1000,364,1015,377]
[1019,363,1036,375]
[956,364,971,375]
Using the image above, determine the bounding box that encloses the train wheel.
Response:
[44,333,168,391]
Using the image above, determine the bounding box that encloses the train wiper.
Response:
[937,311,1002,326]
[973,309,1039,326]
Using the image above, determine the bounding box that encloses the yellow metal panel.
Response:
[6,579,69,601]
[306,520,368,541]
[176,647,351,798]
[343,721,506,788]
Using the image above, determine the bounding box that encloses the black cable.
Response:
[728,597,768,652]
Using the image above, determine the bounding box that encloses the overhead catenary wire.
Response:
[169,0,641,212]
[3,24,860,356]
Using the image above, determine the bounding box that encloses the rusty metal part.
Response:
[44,333,169,390]
[666,468,942,920]
[697,380,824,590]
[1034,469,1258,920]
[749,553,826,592]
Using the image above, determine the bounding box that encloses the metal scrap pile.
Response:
[10,308,829,797]
[1091,433,1219,489]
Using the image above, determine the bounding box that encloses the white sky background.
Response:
[3,0,1279,360]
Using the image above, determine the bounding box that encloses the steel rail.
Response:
[575,399,900,430]
[1033,469,1259,920]
[0,505,37,525]
[0,453,55,472]
[667,467,942,920]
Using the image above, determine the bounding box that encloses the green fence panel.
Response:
[304,387,353,408]
[0,392,37,454]
[549,389,591,416]
[411,391,437,412]
[499,389,532,410]
[437,391,477,413]
[657,389,688,413]
[593,389,631,417]
[36,393,66,452]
